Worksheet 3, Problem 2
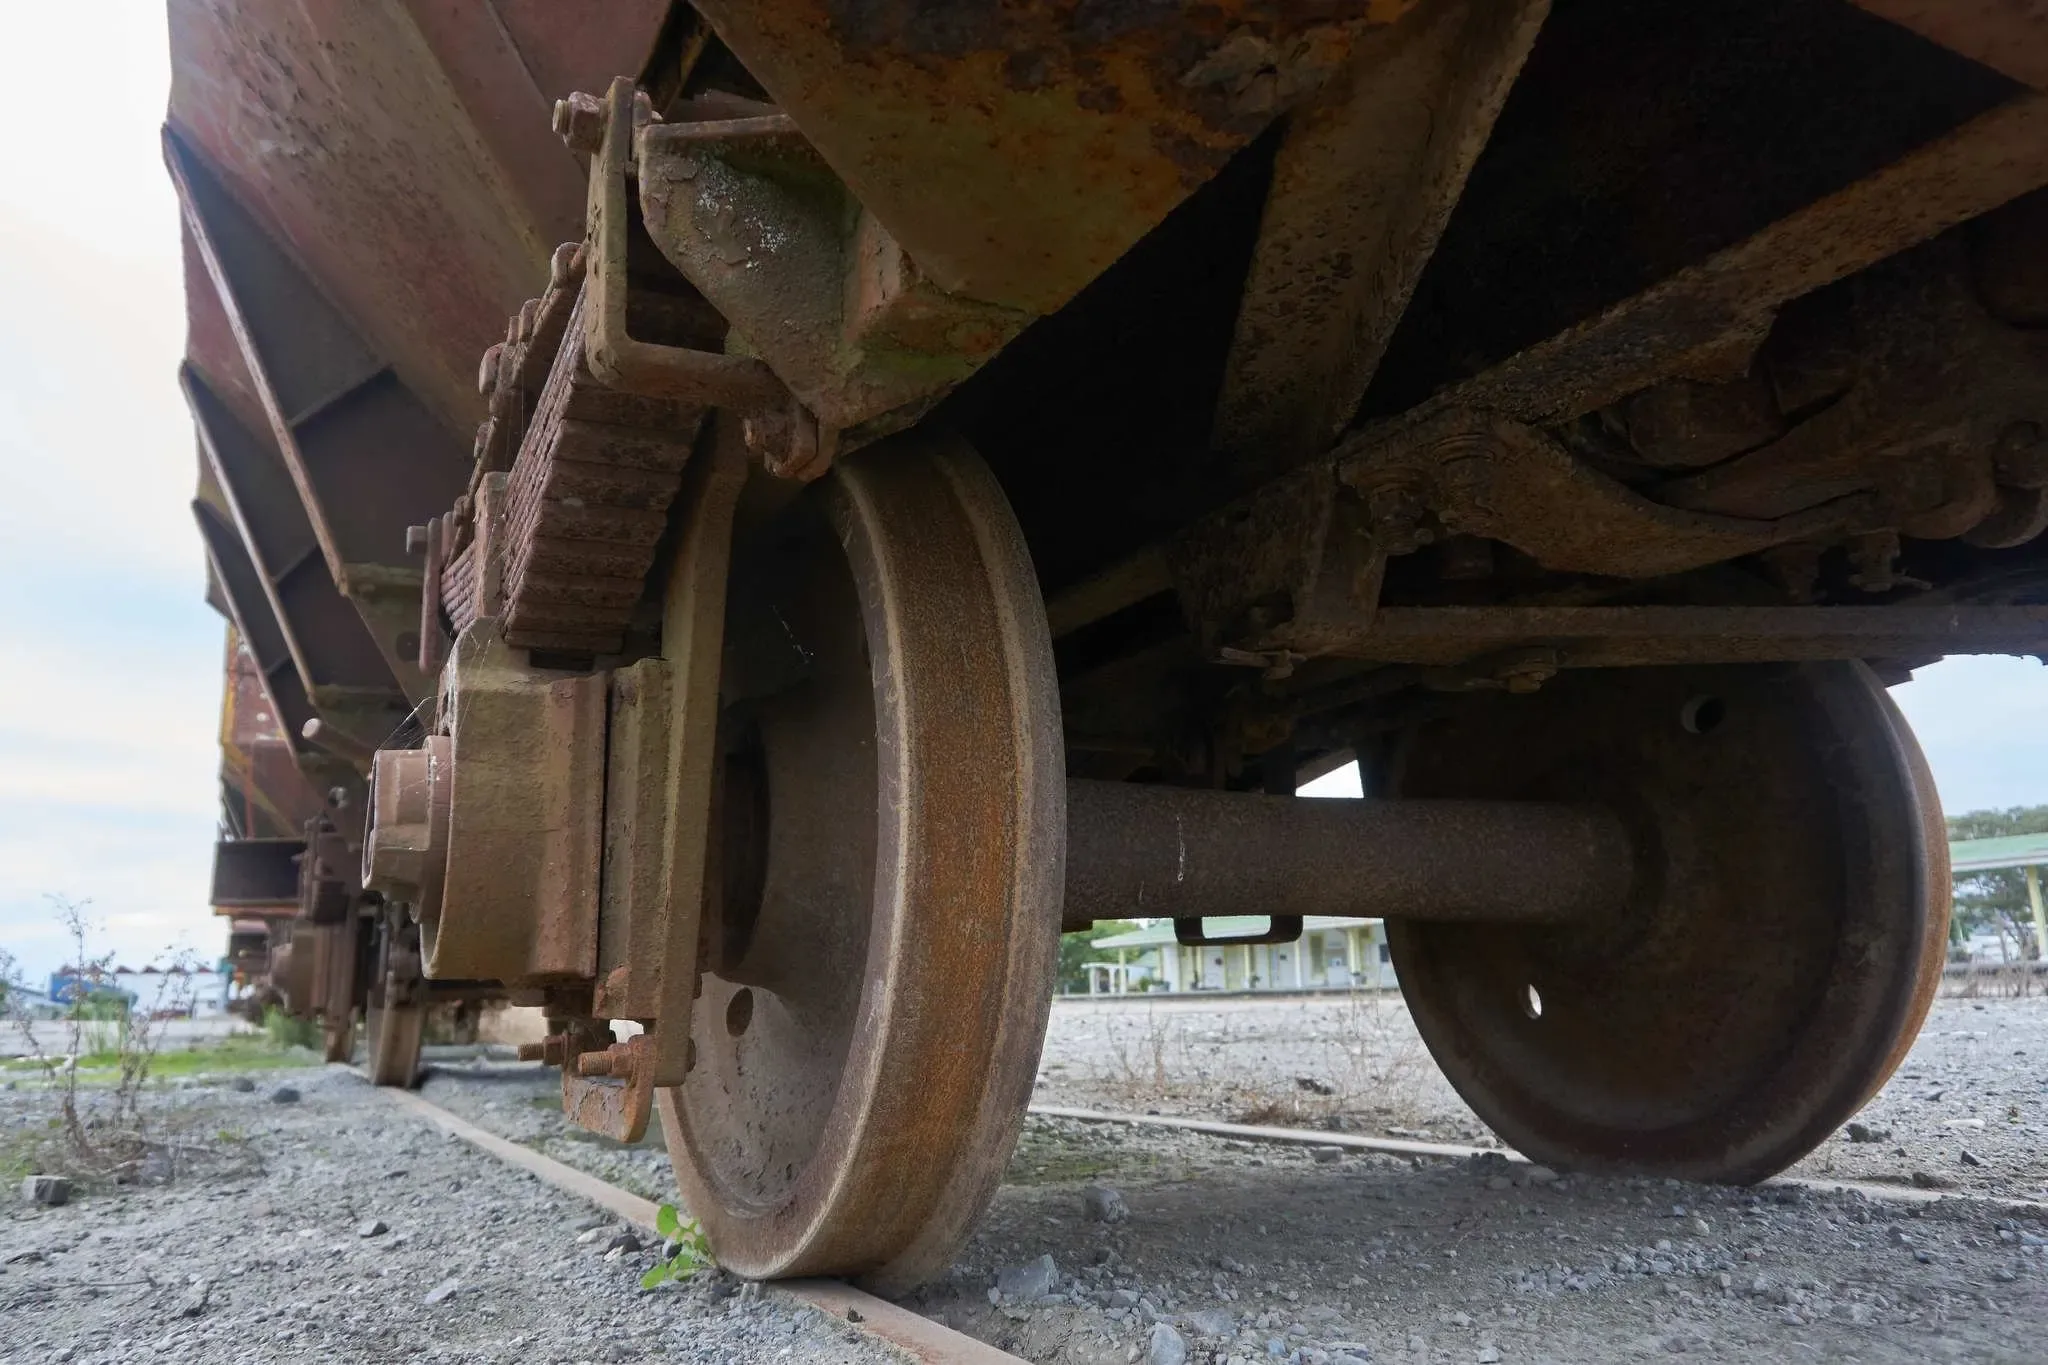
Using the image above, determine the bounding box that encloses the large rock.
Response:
[1082,1185,1129,1223]
[1147,1322,1189,1365]
[995,1254,1057,1302]
[20,1175,71,1207]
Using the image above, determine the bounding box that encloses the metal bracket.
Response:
[582,77,789,412]
[562,1033,656,1145]
[634,111,1027,446]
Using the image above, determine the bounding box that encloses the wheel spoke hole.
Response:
[725,987,755,1037]
[1521,983,1544,1020]
[1679,695,1726,734]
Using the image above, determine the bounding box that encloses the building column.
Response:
[2028,865,2048,961]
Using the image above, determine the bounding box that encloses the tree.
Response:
[1947,804,2048,956]
[1058,920,1143,994]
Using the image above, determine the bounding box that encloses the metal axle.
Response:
[1061,779,1633,933]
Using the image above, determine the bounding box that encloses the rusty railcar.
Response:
[175,1,2048,1290]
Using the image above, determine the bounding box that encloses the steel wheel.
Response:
[659,430,1063,1293]
[322,1015,356,1065]
[367,916,426,1088]
[367,1002,425,1088]
[1385,661,1948,1183]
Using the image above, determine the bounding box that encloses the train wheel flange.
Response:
[322,1016,356,1065]
[660,430,1062,1293]
[1385,661,1948,1182]
[368,1001,425,1088]
[367,917,427,1089]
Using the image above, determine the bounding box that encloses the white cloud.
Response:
[0,4,219,983]
[1891,655,2048,815]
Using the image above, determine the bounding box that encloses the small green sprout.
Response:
[640,1204,714,1289]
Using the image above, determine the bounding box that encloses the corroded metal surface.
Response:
[692,0,1421,315]
[1849,0,2048,91]
[1416,93,2048,428]
[563,1033,656,1144]
[435,627,605,981]
[1214,0,1549,470]
[665,432,1062,1293]
[1313,603,2048,667]
[498,287,708,655]
[368,1002,426,1088]
[635,113,1029,440]
[363,626,606,984]
[1385,661,1950,1182]
[1063,779,1630,928]
[580,79,792,411]
[166,0,581,427]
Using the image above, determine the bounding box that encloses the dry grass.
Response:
[1943,964,2043,999]
[1,898,256,1189]
[1077,991,1440,1135]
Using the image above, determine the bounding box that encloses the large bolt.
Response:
[553,91,605,155]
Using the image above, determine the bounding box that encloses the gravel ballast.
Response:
[0,1066,903,1364]
[5,993,2045,1363]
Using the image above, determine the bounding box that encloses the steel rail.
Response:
[381,1087,1030,1365]
[1028,1104,2048,1214]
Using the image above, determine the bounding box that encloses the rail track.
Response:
[1027,1104,2048,1216]
[377,1075,2048,1365]
[382,1086,1029,1365]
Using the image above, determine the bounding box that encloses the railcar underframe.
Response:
[178,0,2048,1290]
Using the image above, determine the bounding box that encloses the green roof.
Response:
[1090,916,1377,950]
[1950,832,2048,873]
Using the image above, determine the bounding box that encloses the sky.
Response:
[0,6,223,984]
[2,7,2047,985]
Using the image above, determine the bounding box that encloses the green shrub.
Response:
[263,1007,319,1051]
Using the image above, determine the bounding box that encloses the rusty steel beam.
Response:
[1062,779,1632,930]
[168,128,467,702]
[164,0,592,428]
[185,371,411,754]
[1214,0,1549,471]
[1044,548,1176,638]
[397,0,669,250]
[215,628,330,839]
[193,505,323,761]
[208,837,306,909]
[691,0,1425,317]
[1413,92,2048,429]
[1312,603,2048,667]
[1849,1,2048,92]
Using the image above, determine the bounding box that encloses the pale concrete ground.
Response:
[1,1014,254,1060]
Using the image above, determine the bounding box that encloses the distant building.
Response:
[1948,831,2048,962]
[3,981,62,1018]
[48,967,232,1016]
[1085,917,1393,994]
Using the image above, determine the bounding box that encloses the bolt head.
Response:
[554,91,606,156]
